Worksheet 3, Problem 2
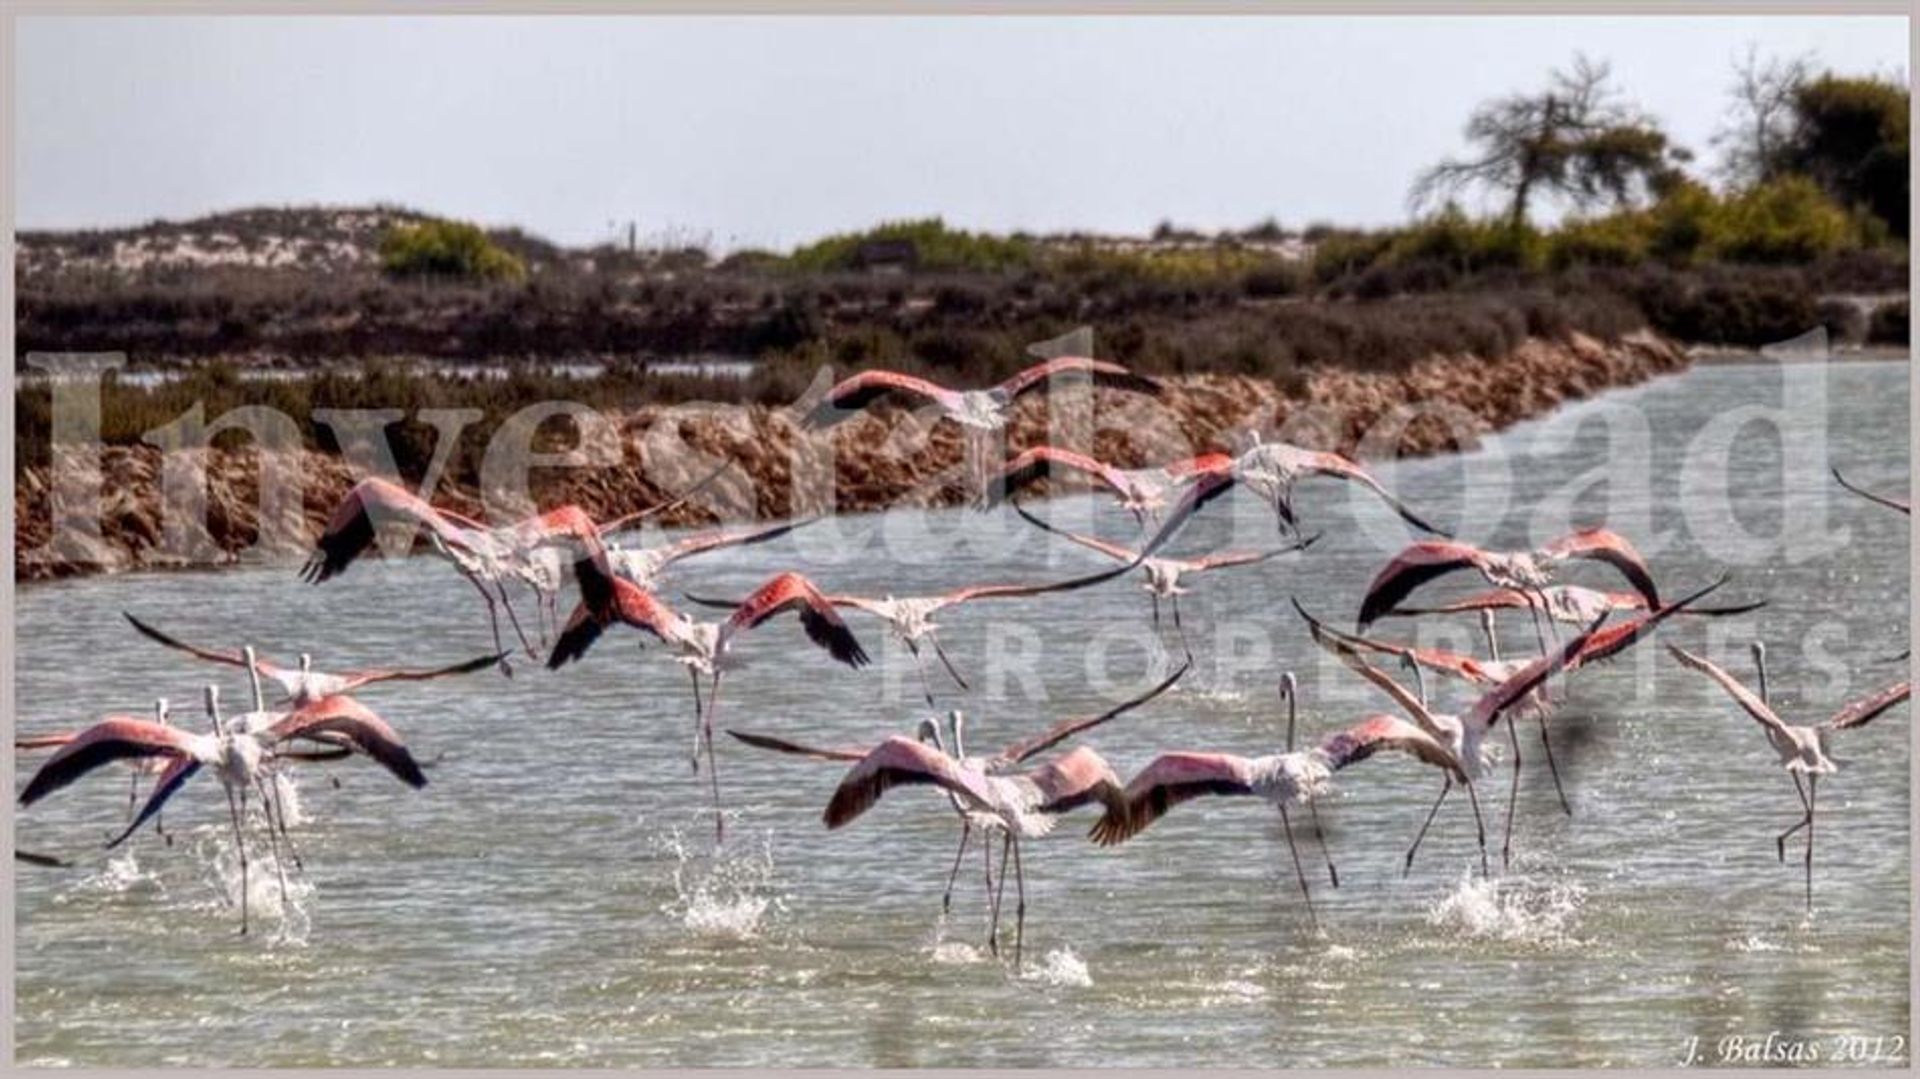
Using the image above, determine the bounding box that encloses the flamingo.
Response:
[1013,503,1315,644]
[1379,583,1765,626]
[547,571,869,841]
[729,662,1187,955]
[1833,466,1910,515]
[1354,530,1661,663]
[984,446,1234,526]
[17,684,428,933]
[1666,642,1910,912]
[1300,580,1717,876]
[17,697,178,842]
[1090,712,1463,924]
[800,356,1163,498]
[682,560,1138,705]
[121,613,502,707]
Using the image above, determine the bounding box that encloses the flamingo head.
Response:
[204,684,224,735]
[914,716,942,748]
[947,710,967,759]
[154,698,170,725]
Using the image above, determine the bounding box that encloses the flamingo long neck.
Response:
[243,646,265,713]
[205,686,225,737]
[948,711,967,761]
[1405,657,1429,710]
[1753,642,1771,706]
[1482,612,1501,664]
[1281,673,1298,752]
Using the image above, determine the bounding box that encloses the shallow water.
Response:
[14,360,1911,1067]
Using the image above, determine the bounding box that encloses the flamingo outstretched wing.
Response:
[1288,601,1500,686]
[1184,534,1320,573]
[265,696,428,788]
[802,370,965,429]
[1463,613,1611,731]
[1833,467,1911,515]
[994,356,1162,401]
[823,736,1000,828]
[721,572,871,668]
[1823,681,1912,731]
[1356,540,1492,628]
[105,755,203,849]
[547,576,684,668]
[1294,450,1449,536]
[726,729,871,762]
[1559,577,1727,674]
[1540,528,1660,607]
[996,661,1191,766]
[1088,752,1258,846]
[1012,505,1139,565]
[17,718,197,807]
[122,613,297,682]
[1021,746,1126,816]
[1666,645,1795,741]
[303,478,479,583]
[1315,714,1466,777]
[986,446,1136,508]
[1294,600,1444,732]
[331,651,512,692]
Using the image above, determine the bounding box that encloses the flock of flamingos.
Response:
[15,356,1913,967]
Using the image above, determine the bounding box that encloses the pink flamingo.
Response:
[985,446,1235,526]
[801,356,1163,498]
[547,571,869,841]
[1356,530,1660,635]
[1379,583,1765,626]
[1667,641,1910,911]
[18,685,428,933]
[122,612,502,707]
[730,662,1187,958]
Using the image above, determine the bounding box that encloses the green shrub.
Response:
[785,217,1035,274]
[1549,211,1654,269]
[1714,176,1859,263]
[1387,207,1544,274]
[379,219,527,282]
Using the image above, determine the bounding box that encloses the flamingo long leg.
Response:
[688,668,705,773]
[1010,836,1027,971]
[493,579,539,660]
[255,777,292,913]
[265,769,304,872]
[1404,778,1451,877]
[941,821,972,914]
[225,785,250,935]
[989,833,1011,957]
[1804,774,1818,913]
[906,640,937,707]
[1150,594,1161,628]
[1278,804,1317,929]
[1503,720,1523,870]
[704,673,725,844]
[1307,799,1339,888]
[126,771,140,820]
[1463,780,1492,877]
[929,636,970,692]
[1536,714,1573,817]
[465,573,513,677]
[1778,772,1813,862]
[981,828,998,949]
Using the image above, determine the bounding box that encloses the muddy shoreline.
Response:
[15,330,1689,583]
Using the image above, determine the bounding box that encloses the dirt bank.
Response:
[15,330,1688,582]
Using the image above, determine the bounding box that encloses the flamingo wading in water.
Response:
[1666,642,1910,912]
[547,571,870,842]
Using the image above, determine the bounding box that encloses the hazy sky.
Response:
[17,15,1908,250]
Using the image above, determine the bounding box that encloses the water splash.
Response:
[270,771,309,828]
[657,826,783,941]
[928,940,988,965]
[1019,946,1092,988]
[1426,870,1584,946]
[70,850,159,896]
[195,828,314,945]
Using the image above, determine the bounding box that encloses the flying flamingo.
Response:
[122,613,502,707]
[1378,583,1765,626]
[800,356,1163,498]
[682,559,1138,705]
[304,478,699,672]
[1300,581,1716,876]
[729,662,1187,956]
[17,697,178,842]
[984,446,1235,526]
[1666,642,1911,912]
[547,571,869,841]
[1013,503,1316,650]
[17,684,428,933]
[1354,530,1661,660]
[1090,712,1463,924]
[1832,466,1910,515]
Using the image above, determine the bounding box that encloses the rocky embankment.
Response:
[15,330,1688,582]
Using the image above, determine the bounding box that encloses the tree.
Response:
[1779,73,1909,237]
[1412,55,1691,227]
[1714,45,1813,186]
